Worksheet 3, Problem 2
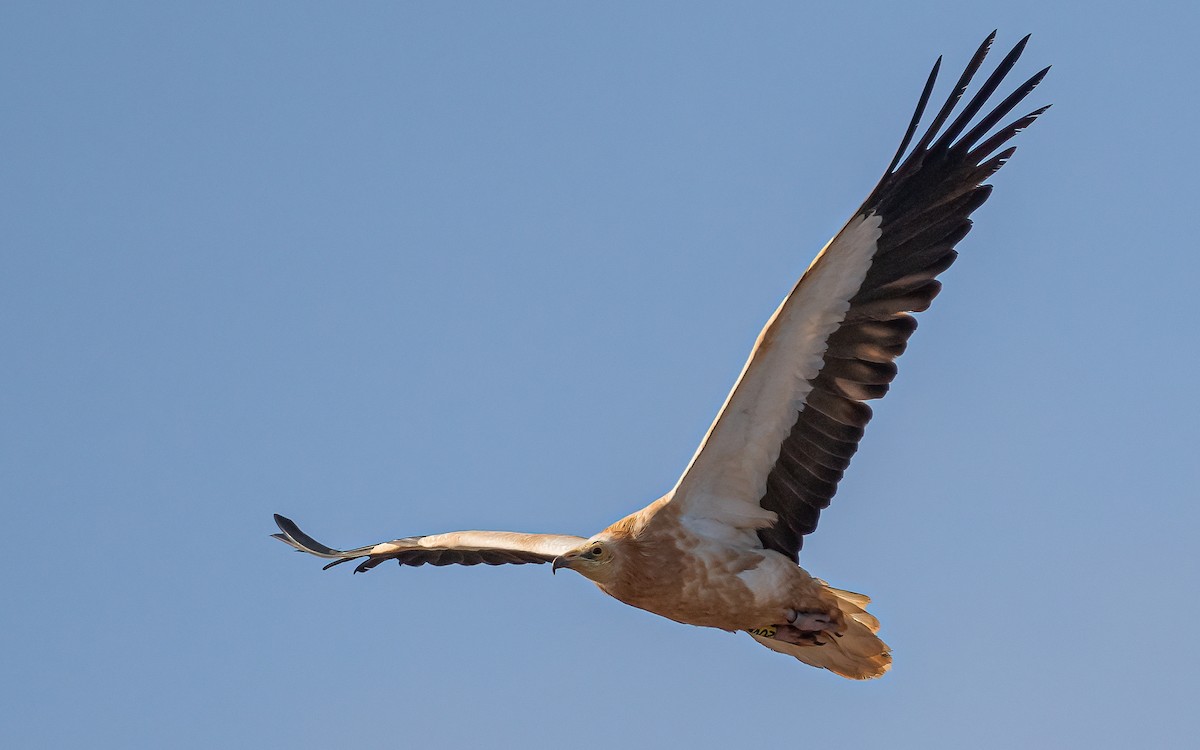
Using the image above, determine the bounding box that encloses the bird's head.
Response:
[552,538,619,584]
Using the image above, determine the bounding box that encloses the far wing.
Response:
[272,514,585,573]
[669,33,1049,560]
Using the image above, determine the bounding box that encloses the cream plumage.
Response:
[273,32,1048,680]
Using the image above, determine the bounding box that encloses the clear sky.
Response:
[3,2,1197,748]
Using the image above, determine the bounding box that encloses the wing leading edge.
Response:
[273,514,585,573]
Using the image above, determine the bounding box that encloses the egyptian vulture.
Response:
[273,32,1048,680]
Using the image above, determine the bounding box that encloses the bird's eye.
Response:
[591,546,603,556]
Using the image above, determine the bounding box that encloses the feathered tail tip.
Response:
[750,586,892,679]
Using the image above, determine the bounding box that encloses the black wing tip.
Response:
[1025,66,1051,93]
[272,513,304,543]
[270,513,354,559]
[884,54,943,176]
[273,513,303,539]
[928,32,1041,153]
[878,32,1048,192]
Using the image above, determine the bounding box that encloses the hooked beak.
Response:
[551,552,576,575]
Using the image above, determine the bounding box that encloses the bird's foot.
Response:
[747,608,846,646]
[769,624,830,646]
[785,609,835,632]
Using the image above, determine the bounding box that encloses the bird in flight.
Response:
[273,32,1048,680]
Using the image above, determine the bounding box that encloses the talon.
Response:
[769,624,830,646]
[790,612,835,631]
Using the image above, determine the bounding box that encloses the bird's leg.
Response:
[785,608,836,632]
[748,605,848,645]
[754,608,843,646]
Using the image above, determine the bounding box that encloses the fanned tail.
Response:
[749,585,892,680]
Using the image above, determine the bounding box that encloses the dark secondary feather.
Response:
[272,514,560,573]
[757,33,1050,561]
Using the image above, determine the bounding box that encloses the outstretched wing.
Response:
[668,33,1049,560]
[272,514,585,573]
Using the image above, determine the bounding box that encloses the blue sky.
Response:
[3,2,1197,747]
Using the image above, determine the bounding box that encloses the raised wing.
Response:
[669,33,1049,560]
[272,514,585,573]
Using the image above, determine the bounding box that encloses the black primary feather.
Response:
[756,34,1050,561]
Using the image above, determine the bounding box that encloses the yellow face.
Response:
[551,540,613,582]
